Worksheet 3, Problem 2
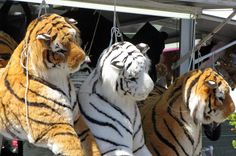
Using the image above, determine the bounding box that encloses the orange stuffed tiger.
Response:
[0,13,100,156]
[0,31,18,68]
[140,68,235,156]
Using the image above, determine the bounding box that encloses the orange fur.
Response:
[141,68,235,156]
[0,14,100,156]
[0,31,17,68]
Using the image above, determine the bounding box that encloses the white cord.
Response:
[20,42,34,141]
[109,0,122,47]
[87,10,101,56]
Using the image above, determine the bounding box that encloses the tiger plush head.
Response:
[186,68,235,124]
[21,14,85,79]
[97,41,154,101]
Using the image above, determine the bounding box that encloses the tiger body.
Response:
[79,41,154,156]
[0,31,18,68]
[141,68,235,156]
[0,13,100,156]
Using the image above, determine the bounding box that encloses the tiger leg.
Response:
[41,124,85,156]
[74,115,101,156]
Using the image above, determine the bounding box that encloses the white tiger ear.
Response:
[68,18,78,24]
[136,43,150,54]
[36,34,51,40]
[205,80,218,89]
[111,61,124,70]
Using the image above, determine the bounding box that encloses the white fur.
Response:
[79,41,153,156]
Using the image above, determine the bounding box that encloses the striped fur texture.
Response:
[0,13,99,156]
[79,41,154,156]
[141,68,235,156]
[0,31,18,68]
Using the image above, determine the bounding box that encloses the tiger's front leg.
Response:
[41,124,85,156]
[74,115,101,156]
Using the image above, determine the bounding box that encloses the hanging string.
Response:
[86,10,101,57]
[109,0,122,47]
[20,40,34,141]
[38,0,47,18]
[198,49,202,68]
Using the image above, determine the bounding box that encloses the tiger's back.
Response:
[141,68,235,156]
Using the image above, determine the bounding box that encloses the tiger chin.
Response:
[0,14,100,156]
[141,68,235,156]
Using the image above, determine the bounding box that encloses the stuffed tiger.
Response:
[0,31,18,68]
[79,41,154,156]
[0,13,100,156]
[140,68,235,156]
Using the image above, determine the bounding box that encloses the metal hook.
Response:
[38,0,47,18]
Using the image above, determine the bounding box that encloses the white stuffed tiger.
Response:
[79,41,154,156]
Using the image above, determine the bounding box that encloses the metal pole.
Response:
[172,9,236,70]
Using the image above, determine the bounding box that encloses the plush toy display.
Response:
[140,68,235,156]
[79,41,154,156]
[0,13,99,156]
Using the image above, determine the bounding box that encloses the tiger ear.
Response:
[205,80,218,89]
[68,18,78,25]
[111,60,124,70]
[136,43,150,54]
[36,34,51,40]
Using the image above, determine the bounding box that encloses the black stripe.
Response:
[80,134,89,142]
[33,122,73,143]
[20,83,71,110]
[168,92,194,145]
[150,142,161,156]
[110,51,123,62]
[4,78,60,115]
[1,104,20,138]
[89,102,132,135]
[0,53,11,60]
[120,78,124,91]
[53,132,77,137]
[79,101,123,137]
[26,19,40,43]
[164,119,189,156]
[0,39,15,51]
[102,148,117,156]
[133,123,141,139]
[126,62,132,69]
[133,104,137,127]
[28,74,67,97]
[95,135,129,148]
[78,129,90,138]
[133,143,145,153]
[95,93,132,124]
[152,103,179,156]
[11,112,26,134]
